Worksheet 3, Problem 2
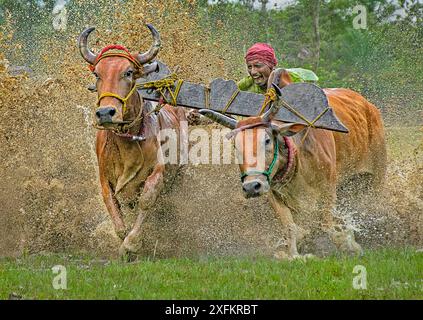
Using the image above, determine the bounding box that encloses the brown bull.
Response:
[200,73,386,259]
[78,25,186,257]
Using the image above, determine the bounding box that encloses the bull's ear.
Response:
[142,61,159,76]
[270,122,306,136]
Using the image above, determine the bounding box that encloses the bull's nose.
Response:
[95,107,116,123]
[242,180,263,198]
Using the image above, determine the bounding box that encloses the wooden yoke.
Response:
[137,61,348,133]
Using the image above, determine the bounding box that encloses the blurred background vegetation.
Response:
[1,0,422,122]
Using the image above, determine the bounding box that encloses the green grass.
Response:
[0,248,422,299]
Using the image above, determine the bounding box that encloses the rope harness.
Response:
[227,122,296,184]
[96,80,140,115]
[240,136,279,183]
[272,136,296,185]
[222,89,240,114]
[221,86,276,115]
[89,45,182,139]
[257,87,277,116]
[257,87,330,145]
[138,73,183,107]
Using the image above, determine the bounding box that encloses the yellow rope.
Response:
[222,89,240,114]
[169,79,183,106]
[97,81,140,114]
[139,73,178,90]
[144,102,165,118]
[278,98,329,129]
[257,87,277,116]
[138,73,183,107]
[299,107,330,145]
[204,85,210,109]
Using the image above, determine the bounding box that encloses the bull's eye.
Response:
[265,137,271,145]
[124,70,134,78]
[93,72,100,80]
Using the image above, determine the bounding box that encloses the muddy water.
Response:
[0,1,421,258]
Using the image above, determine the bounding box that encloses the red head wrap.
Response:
[245,43,278,68]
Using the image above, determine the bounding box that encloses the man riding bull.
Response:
[237,42,318,93]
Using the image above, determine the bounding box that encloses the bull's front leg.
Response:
[139,163,165,210]
[268,191,309,259]
[99,175,129,240]
[119,163,165,258]
[318,192,363,256]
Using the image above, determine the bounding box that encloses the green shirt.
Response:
[237,76,267,94]
[237,68,318,93]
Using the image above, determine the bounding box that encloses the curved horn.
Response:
[136,24,161,65]
[198,109,238,129]
[78,27,98,65]
[262,83,282,122]
[267,68,283,90]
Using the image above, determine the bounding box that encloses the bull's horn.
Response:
[143,61,159,75]
[136,24,161,65]
[78,27,98,65]
[198,109,238,129]
[262,83,282,122]
[267,68,283,90]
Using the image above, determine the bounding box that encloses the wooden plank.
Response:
[137,64,348,132]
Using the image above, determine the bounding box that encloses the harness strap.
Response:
[204,85,211,109]
[90,46,184,139]
[88,45,142,72]
[278,97,330,130]
[222,89,240,114]
[238,134,296,184]
[240,137,279,183]
[272,136,296,184]
[138,73,183,106]
[257,87,277,116]
[97,81,140,114]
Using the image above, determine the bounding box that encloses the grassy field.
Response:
[0,127,421,301]
[0,248,421,300]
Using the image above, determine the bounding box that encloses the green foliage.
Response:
[198,0,423,112]
[1,0,422,111]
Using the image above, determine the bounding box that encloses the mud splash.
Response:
[0,1,421,258]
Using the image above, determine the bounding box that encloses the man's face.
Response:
[247,59,272,88]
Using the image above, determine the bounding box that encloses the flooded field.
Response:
[0,0,421,259]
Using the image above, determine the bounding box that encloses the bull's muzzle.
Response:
[242,179,269,198]
[95,106,117,125]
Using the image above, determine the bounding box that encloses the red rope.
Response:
[98,44,131,56]
[273,136,296,184]
[88,44,142,71]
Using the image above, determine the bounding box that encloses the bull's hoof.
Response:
[329,228,363,256]
[119,230,144,258]
[273,250,289,260]
[273,251,316,261]
[118,242,138,262]
[119,250,138,263]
